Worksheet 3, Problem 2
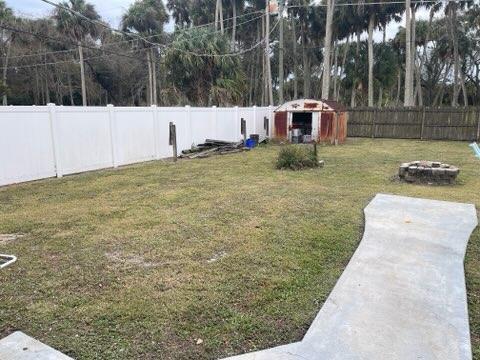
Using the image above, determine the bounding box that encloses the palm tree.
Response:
[167,0,191,28]
[215,0,224,34]
[54,0,100,106]
[445,1,471,106]
[414,1,442,106]
[229,0,245,48]
[164,28,246,106]
[363,1,402,106]
[321,0,335,100]
[1,0,14,105]
[404,0,414,106]
[122,0,168,106]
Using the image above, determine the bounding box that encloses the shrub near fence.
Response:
[347,107,480,141]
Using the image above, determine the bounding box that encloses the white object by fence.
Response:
[0,105,274,187]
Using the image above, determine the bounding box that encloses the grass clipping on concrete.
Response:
[276,144,318,170]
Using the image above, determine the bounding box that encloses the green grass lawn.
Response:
[0,138,479,360]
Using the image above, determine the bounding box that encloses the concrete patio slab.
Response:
[0,331,73,360]
[223,194,478,360]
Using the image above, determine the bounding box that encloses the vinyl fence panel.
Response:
[0,105,273,187]
[0,107,56,186]
[56,107,113,175]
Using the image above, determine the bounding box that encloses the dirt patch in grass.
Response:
[0,139,479,359]
[105,251,160,268]
[0,233,24,246]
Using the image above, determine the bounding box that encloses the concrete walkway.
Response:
[223,194,478,360]
[0,332,73,360]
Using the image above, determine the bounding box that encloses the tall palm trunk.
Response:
[2,35,12,106]
[321,0,335,99]
[460,71,468,106]
[411,5,416,105]
[301,25,310,98]
[231,0,236,49]
[292,17,298,99]
[332,42,339,100]
[67,70,74,105]
[34,66,40,105]
[415,62,423,106]
[351,32,360,107]
[146,50,153,105]
[78,44,87,106]
[215,0,224,34]
[278,0,284,104]
[44,52,50,104]
[151,48,157,105]
[336,36,350,101]
[367,13,375,107]
[404,0,414,106]
[396,69,401,105]
[449,4,460,106]
[433,61,451,106]
[417,7,435,107]
[265,0,273,105]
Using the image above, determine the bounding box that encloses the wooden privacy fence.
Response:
[347,107,480,141]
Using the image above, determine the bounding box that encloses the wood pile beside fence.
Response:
[347,107,480,141]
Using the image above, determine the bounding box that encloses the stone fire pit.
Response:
[399,161,459,184]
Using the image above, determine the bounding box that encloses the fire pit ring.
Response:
[398,161,459,184]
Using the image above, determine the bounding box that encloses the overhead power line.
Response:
[7,11,265,61]
[0,48,149,70]
[287,0,465,8]
[0,24,141,60]
[39,0,161,47]
[38,0,278,58]
[0,15,279,70]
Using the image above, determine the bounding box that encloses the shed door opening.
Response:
[291,112,313,143]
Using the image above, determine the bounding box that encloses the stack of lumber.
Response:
[180,139,247,159]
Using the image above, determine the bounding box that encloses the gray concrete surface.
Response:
[0,331,73,360]
[223,194,478,360]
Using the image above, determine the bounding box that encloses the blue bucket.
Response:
[245,138,256,148]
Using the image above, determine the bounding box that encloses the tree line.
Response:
[0,0,479,107]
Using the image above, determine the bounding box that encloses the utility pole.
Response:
[265,0,274,106]
[321,0,335,100]
[278,0,284,104]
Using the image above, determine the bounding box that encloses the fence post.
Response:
[253,105,257,135]
[212,105,217,139]
[151,104,160,160]
[47,103,63,178]
[371,109,376,139]
[234,106,239,140]
[107,104,118,168]
[169,122,177,162]
[241,118,247,143]
[420,107,426,140]
[185,105,192,147]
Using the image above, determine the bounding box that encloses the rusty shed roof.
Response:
[275,99,346,112]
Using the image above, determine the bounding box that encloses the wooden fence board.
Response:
[347,107,480,141]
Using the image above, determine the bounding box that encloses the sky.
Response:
[7,0,430,41]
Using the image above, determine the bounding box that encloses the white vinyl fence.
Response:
[0,104,274,187]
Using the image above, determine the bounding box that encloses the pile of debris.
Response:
[180,139,248,159]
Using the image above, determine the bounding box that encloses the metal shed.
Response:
[274,99,348,144]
